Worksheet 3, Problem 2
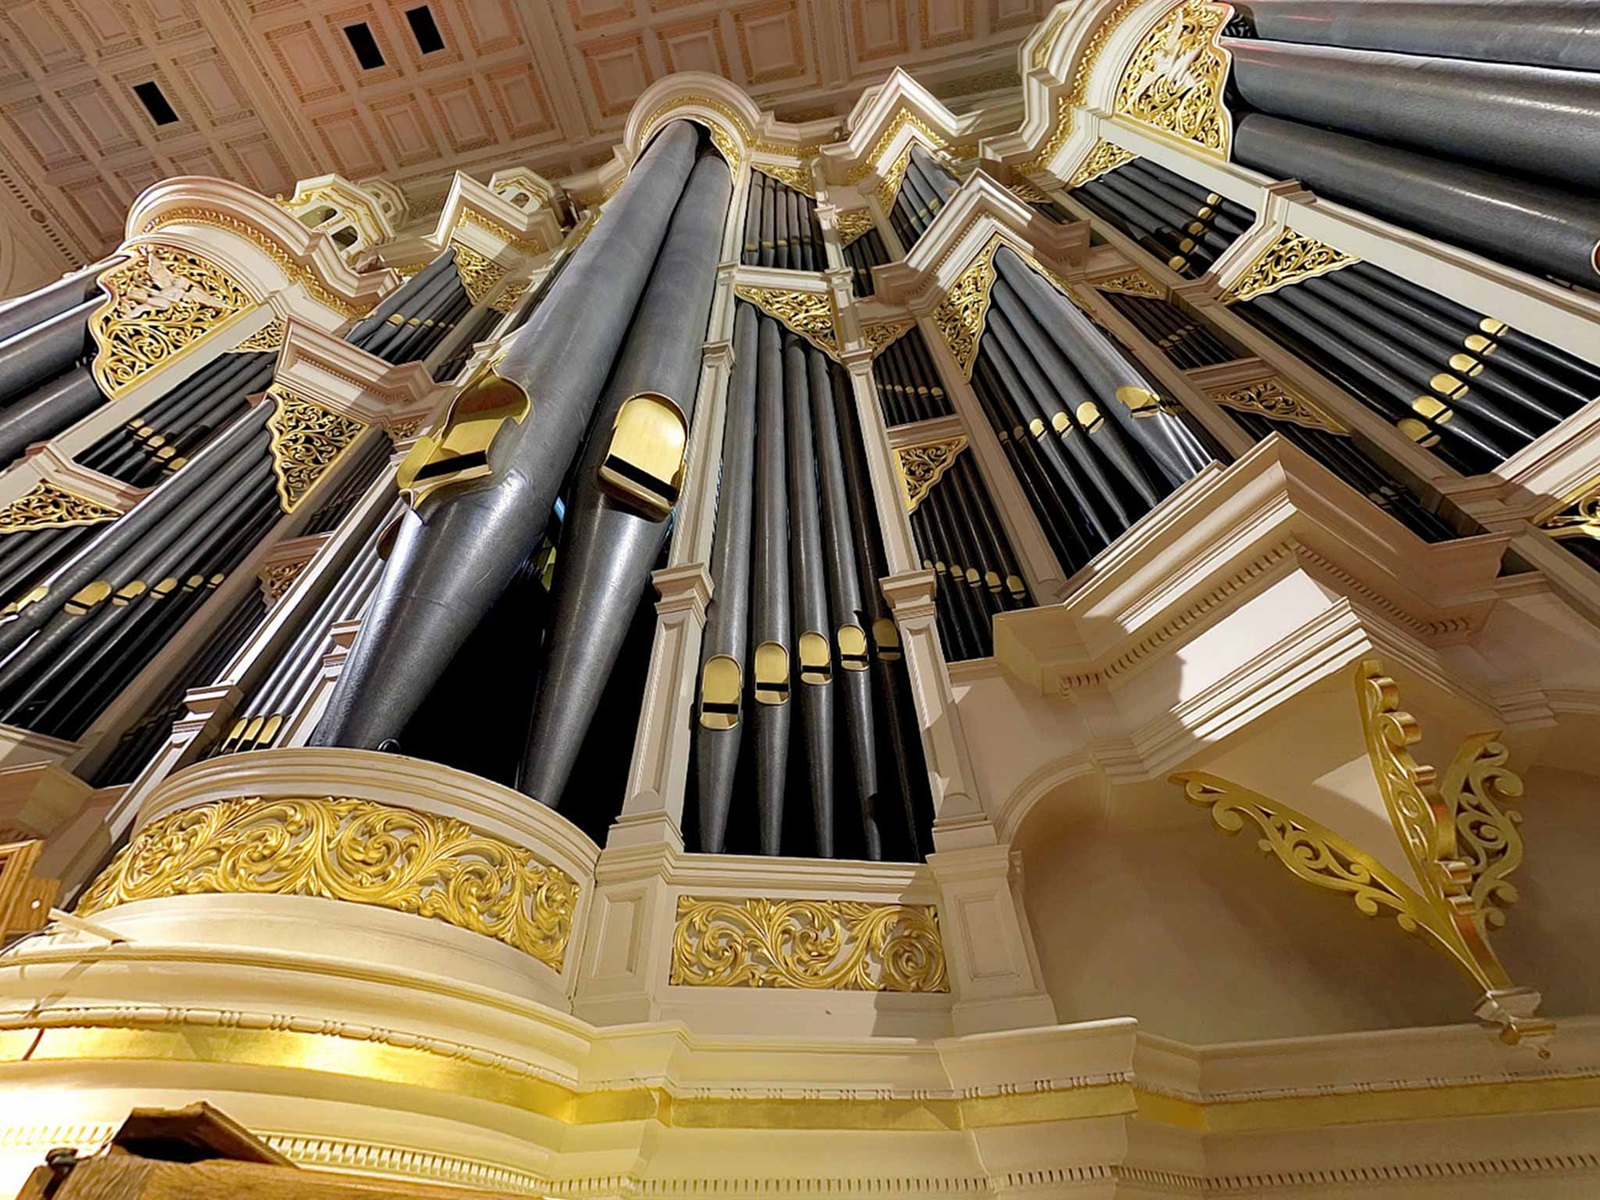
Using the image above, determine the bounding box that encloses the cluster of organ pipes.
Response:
[1097,290,1238,370]
[1071,159,1255,279]
[840,225,890,298]
[871,327,952,425]
[0,265,109,471]
[1223,0,1600,288]
[694,304,927,860]
[741,171,824,270]
[887,145,960,251]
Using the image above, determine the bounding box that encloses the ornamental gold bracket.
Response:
[834,208,877,247]
[930,236,1001,380]
[893,435,968,513]
[1173,658,1549,1053]
[1112,0,1235,159]
[732,284,841,359]
[1205,375,1348,434]
[266,384,369,513]
[0,483,124,535]
[1064,139,1136,191]
[1218,227,1359,305]
[861,317,917,358]
[1537,475,1600,545]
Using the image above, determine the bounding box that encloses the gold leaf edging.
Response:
[76,795,580,970]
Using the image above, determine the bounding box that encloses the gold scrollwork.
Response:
[1091,269,1163,298]
[862,317,915,357]
[232,319,285,354]
[260,559,308,603]
[449,241,509,307]
[1070,0,1147,104]
[670,895,948,992]
[757,163,814,196]
[1207,377,1347,434]
[894,437,968,512]
[1219,227,1358,304]
[1065,139,1137,191]
[1538,476,1600,544]
[876,144,918,216]
[732,284,839,359]
[90,244,257,397]
[0,483,122,535]
[834,208,877,247]
[1172,658,1548,1049]
[266,385,367,513]
[1113,0,1235,158]
[76,796,580,970]
[639,96,747,168]
[930,235,1001,380]
[454,209,548,257]
[490,282,527,314]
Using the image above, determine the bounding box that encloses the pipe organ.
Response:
[0,3,1598,1193]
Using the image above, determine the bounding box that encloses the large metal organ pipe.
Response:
[313,120,704,750]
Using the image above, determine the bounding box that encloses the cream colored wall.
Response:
[1014,757,1600,1045]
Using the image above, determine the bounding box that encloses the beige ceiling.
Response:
[0,0,1046,289]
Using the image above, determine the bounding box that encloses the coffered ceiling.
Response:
[0,0,1048,292]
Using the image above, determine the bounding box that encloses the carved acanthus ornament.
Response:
[232,319,285,353]
[76,796,580,970]
[260,559,308,604]
[861,317,916,357]
[1113,0,1235,158]
[90,244,257,397]
[670,895,947,991]
[732,284,839,358]
[449,242,509,307]
[835,208,877,246]
[894,436,968,512]
[1065,139,1137,190]
[0,483,123,534]
[266,384,368,513]
[1092,269,1163,298]
[1220,228,1358,304]
[930,235,1001,379]
[757,163,814,196]
[1173,659,1548,1051]
[1538,477,1600,544]
[1207,377,1347,434]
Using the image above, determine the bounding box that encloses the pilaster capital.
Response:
[701,339,735,370]
[881,569,938,620]
[652,562,714,623]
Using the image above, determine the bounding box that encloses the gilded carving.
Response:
[1113,0,1235,158]
[732,284,839,359]
[861,317,915,357]
[449,241,509,307]
[1009,179,1050,204]
[757,163,814,196]
[490,282,527,314]
[894,437,968,512]
[266,384,367,513]
[260,559,308,604]
[90,244,256,397]
[1172,658,1548,1049]
[1091,269,1163,298]
[834,208,877,246]
[232,319,285,353]
[847,109,947,184]
[0,483,122,535]
[1207,377,1347,434]
[639,96,747,168]
[670,895,947,992]
[1065,139,1136,190]
[1020,97,1073,175]
[930,235,1001,380]
[1220,227,1358,304]
[1069,0,1147,104]
[1030,8,1071,70]
[76,796,580,969]
[454,208,547,257]
[876,144,917,216]
[1538,477,1600,544]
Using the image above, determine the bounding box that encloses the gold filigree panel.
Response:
[1207,377,1347,433]
[1065,139,1136,190]
[1113,0,1235,158]
[670,895,947,991]
[77,796,580,969]
[232,319,285,354]
[1092,269,1163,298]
[260,559,308,603]
[1220,228,1358,304]
[90,244,257,398]
[930,235,1001,380]
[490,282,527,315]
[894,436,968,513]
[757,164,814,196]
[733,284,839,359]
[266,385,367,513]
[1539,477,1600,544]
[862,317,915,357]
[449,241,509,307]
[0,483,122,535]
[835,208,877,247]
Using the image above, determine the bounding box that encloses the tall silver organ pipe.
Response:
[518,149,732,808]
[312,120,702,750]
[749,314,792,852]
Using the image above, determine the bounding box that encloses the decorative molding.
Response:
[860,317,915,357]
[76,795,580,970]
[89,244,257,398]
[265,384,367,513]
[834,208,877,246]
[1219,227,1358,304]
[1112,0,1235,159]
[893,436,967,513]
[1065,138,1136,190]
[847,109,947,184]
[449,241,510,306]
[455,208,548,257]
[1173,658,1548,1051]
[731,284,839,358]
[1030,8,1071,70]
[638,94,747,168]
[0,482,123,535]
[669,895,948,991]
[1020,96,1072,175]
[1070,0,1148,104]
[1206,376,1348,434]
[929,234,1000,379]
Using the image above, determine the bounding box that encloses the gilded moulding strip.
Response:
[1171,658,1548,1050]
[1112,0,1235,159]
[670,895,948,991]
[930,235,1002,380]
[1219,228,1358,305]
[265,384,368,513]
[75,795,580,970]
[732,284,840,359]
[0,483,123,535]
[1070,0,1148,104]
[638,95,747,168]
[894,436,968,513]
[1206,377,1347,434]
[1020,96,1073,176]
[90,243,258,399]
[455,208,548,257]
[1065,139,1136,191]
[847,109,948,185]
